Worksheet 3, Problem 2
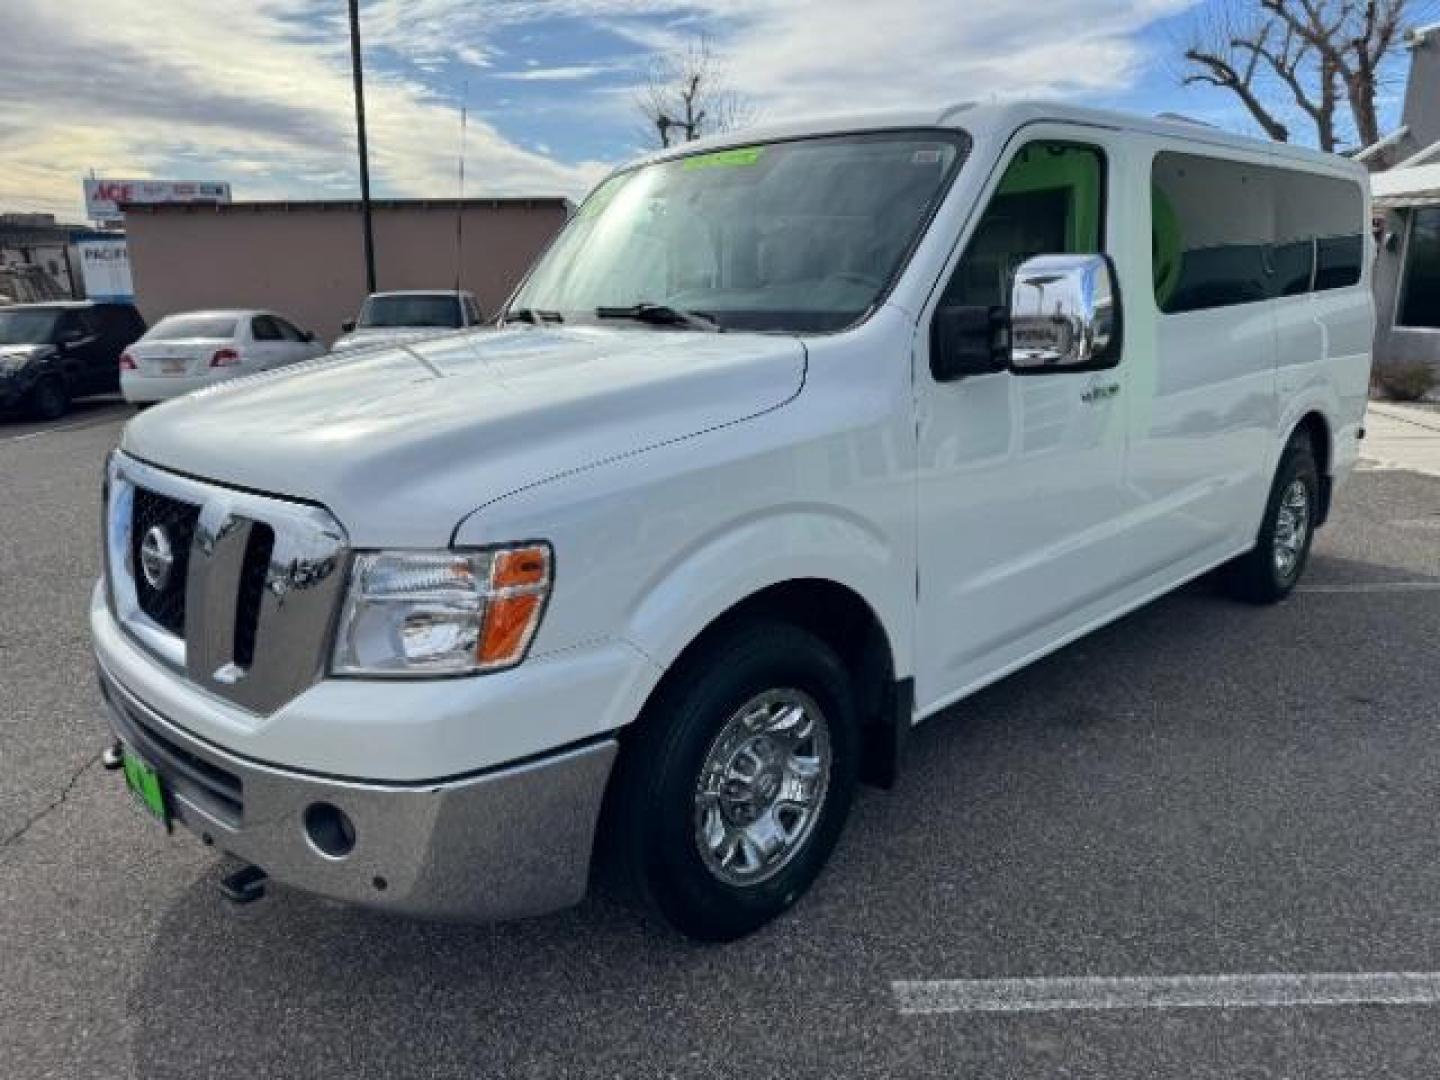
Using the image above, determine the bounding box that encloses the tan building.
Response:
[123,197,570,345]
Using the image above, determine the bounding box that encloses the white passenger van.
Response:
[92,103,1373,940]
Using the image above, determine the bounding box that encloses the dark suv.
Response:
[0,301,146,419]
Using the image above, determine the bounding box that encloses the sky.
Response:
[0,0,1429,222]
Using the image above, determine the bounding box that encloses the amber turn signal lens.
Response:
[475,544,551,668]
[477,593,544,666]
[491,546,549,589]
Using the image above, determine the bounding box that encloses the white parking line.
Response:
[1,411,129,444]
[893,973,1440,1015]
[1296,582,1440,593]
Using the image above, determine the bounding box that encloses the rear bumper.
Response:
[121,371,220,403]
[97,659,618,921]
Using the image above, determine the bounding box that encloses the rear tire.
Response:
[1222,433,1319,604]
[28,377,69,421]
[603,622,859,942]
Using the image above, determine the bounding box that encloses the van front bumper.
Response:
[97,660,618,921]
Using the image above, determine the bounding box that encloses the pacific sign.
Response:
[83,178,231,222]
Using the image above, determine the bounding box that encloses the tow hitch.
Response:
[219,864,268,905]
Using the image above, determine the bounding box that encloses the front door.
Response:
[915,128,1137,712]
[54,309,106,395]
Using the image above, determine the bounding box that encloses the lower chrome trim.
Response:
[98,659,619,921]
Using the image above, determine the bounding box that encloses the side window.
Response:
[98,307,134,340]
[273,317,305,341]
[464,297,483,324]
[940,141,1105,309]
[251,315,282,341]
[1314,235,1363,291]
[54,312,82,342]
[59,310,99,340]
[1152,152,1274,314]
[1398,207,1440,329]
[1153,155,1365,314]
[1279,170,1364,293]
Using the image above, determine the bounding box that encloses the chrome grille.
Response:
[104,452,349,714]
[130,487,200,636]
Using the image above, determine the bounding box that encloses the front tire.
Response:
[1222,433,1320,603]
[605,622,859,941]
[28,377,69,421]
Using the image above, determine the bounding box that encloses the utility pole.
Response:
[347,0,377,293]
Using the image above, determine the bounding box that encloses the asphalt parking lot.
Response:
[5,403,1440,1079]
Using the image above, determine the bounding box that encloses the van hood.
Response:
[121,326,806,546]
[330,326,457,353]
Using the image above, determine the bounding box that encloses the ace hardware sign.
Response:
[84,178,231,222]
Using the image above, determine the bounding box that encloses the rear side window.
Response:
[251,315,283,341]
[272,316,306,341]
[1279,171,1364,292]
[147,314,237,340]
[1153,152,1364,314]
[1315,235,1363,290]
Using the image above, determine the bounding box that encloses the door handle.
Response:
[1080,381,1120,404]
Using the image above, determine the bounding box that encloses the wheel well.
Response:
[1293,412,1333,525]
[643,579,906,788]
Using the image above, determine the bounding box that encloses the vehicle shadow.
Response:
[127,556,1440,1078]
[0,394,132,436]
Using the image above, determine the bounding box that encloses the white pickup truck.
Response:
[93,102,1373,941]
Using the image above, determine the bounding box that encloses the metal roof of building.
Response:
[1372,162,1440,208]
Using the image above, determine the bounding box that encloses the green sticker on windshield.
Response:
[683,147,764,170]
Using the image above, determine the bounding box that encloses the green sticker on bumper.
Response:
[682,146,763,170]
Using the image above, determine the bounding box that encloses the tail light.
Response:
[119,351,136,371]
[210,348,240,367]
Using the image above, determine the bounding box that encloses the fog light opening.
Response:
[303,802,356,859]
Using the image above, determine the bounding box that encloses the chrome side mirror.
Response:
[1008,254,1120,372]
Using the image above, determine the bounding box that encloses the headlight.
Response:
[331,543,552,676]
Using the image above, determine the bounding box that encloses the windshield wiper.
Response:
[504,307,564,326]
[595,302,721,332]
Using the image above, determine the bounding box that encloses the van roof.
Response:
[631,100,1366,179]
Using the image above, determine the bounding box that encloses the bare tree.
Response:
[1179,0,1417,150]
[638,38,751,149]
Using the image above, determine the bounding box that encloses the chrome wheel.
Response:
[693,689,832,888]
[1273,478,1311,581]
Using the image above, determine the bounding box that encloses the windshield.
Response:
[146,314,238,340]
[509,130,967,333]
[358,295,462,329]
[0,309,60,345]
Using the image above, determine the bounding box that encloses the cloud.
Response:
[0,0,605,220]
[661,0,1196,118]
[495,64,616,81]
[0,0,1194,222]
